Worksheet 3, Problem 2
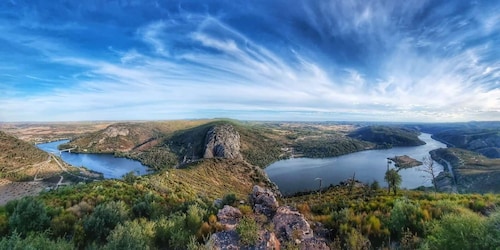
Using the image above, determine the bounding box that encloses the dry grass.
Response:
[0,179,49,205]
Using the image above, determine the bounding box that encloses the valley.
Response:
[0,120,499,249]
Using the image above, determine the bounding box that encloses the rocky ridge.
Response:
[204,124,243,160]
[210,185,329,249]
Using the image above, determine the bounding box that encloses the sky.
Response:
[0,0,498,122]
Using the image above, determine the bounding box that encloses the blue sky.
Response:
[0,0,498,122]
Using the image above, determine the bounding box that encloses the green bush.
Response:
[389,198,425,239]
[104,219,155,250]
[236,216,259,246]
[154,214,190,249]
[0,232,73,250]
[8,196,50,236]
[83,201,129,244]
[424,211,487,250]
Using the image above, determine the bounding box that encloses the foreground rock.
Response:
[218,205,243,230]
[251,185,279,218]
[272,206,313,242]
[204,124,243,160]
[210,185,329,249]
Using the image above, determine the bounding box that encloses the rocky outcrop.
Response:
[204,124,243,160]
[218,205,242,230]
[209,185,329,249]
[209,230,240,250]
[272,206,313,242]
[251,185,279,218]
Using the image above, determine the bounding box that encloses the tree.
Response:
[384,169,402,195]
[420,156,438,192]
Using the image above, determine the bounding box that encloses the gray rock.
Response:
[300,238,330,250]
[251,185,279,218]
[218,205,243,230]
[209,230,240,250]
[204,124,243,160]
[272,206,313,242]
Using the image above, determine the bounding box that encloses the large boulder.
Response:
[251,185,279,218]
[204,124,243,160]
[217,205,243,230]
[272,206,313,243]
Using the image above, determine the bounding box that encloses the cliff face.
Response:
[203,124,243,160]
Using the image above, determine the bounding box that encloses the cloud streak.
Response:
[0,0,498,122]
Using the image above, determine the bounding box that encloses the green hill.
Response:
[348,126,425,148]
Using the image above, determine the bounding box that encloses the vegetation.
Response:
[236,216,259,246]
[294,135,373,158]
[348,126,425,147]
[431,128,500,158]
[384,169,402,195]
[286,185,500,249]
[431,147,500,193]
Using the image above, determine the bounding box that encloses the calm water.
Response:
[265,133,446,195]
[37,140,150,179]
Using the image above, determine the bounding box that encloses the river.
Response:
[265,133,447,195]
[36,140,150,179]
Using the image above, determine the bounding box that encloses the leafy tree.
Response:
[83,201,129,244]
[384,169,402,195]
[8,196,50,236]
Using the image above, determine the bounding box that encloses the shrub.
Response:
[154,214,190,249]
[236,216,259,246]
[104,219,155,250]
[424,211,487,250]
[221,193,237,207]
[83,201,129,244]
[389,198,425,239]
[0,232,73,250]
[50,211,77,238]
[8,196,50,236]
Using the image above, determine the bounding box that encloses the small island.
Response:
[388,155,422,169]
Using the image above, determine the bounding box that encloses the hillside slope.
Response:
[431,148,500,193]
[348,126,425,147]
[432,129,500,158]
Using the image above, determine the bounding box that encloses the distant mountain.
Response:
[348,126,425,147]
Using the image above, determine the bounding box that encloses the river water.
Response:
[265,133,446,195]
[36,140,150,179]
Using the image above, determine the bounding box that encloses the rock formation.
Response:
[209,185,330,249]
[204,124,243,160]
[251,185,279,218]
[218,205,243,230]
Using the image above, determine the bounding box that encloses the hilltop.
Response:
[61,120,374,170]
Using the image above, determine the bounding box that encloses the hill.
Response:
[431,129,500,158]
[348,126,425,148]
[431,147,500,193]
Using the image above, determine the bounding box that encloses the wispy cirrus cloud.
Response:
[0,0,498,122]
